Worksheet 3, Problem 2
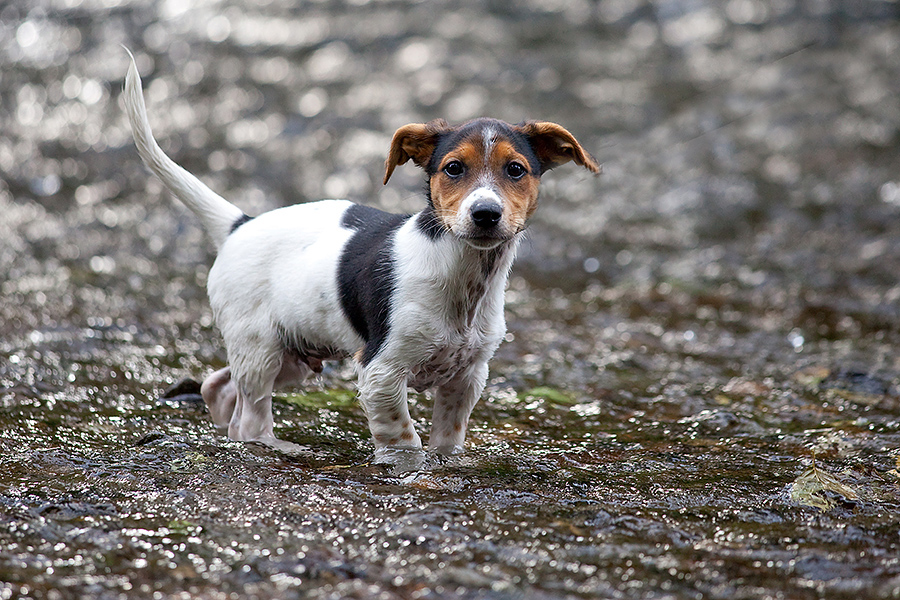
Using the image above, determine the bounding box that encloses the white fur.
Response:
[202,201,517,454]
[380,219,519,452]
[482,126,498,157]
[458,186,502,221]
[206,201,364,441]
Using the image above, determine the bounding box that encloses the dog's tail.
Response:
[123,49,246,250]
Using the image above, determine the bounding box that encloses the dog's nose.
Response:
[470,201,502,229]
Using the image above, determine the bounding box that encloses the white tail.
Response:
[123,49,246,250]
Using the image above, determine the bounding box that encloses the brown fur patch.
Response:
[514,121,601,174]
[430,140,482,229]
[353,348,365,363]
[383,119,450,184]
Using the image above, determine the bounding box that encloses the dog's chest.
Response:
[392,230,514,391]
[408,333,485,392]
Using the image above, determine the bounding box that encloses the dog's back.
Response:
[210,200,361,370]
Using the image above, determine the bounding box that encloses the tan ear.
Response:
[383,119,450,184]
[518,121,601,175]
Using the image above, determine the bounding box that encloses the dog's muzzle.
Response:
[458,188,511,249]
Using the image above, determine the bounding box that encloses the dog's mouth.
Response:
[462,236,506,250]
[455,219,529,250]
[459,228,521,250]
[438,210,521,251]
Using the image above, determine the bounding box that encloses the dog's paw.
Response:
[428,443,466,457]
[372,446,427,473]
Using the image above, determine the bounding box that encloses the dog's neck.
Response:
[449,238,518,328]
[403,211,521,329]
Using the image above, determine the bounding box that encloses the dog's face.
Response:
[384,118,600,249]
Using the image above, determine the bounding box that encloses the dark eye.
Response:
[506,162,527,179]
[443,160,465,178]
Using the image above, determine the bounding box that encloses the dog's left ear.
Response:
[383,119,450,184]
[517,121,601,175]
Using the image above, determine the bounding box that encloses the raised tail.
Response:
[123,49,246,250]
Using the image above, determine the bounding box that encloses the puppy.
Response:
[123,53,599,457]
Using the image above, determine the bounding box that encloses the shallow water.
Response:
[3,1,900,598]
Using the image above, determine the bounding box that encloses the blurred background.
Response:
[3,1,900,599]
[3,0,900,339]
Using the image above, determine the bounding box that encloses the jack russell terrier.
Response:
[123,52,599,458]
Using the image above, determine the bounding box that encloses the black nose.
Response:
[471,201,502,229]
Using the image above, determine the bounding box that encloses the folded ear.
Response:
[517,121,601,175]
[383,119,450,184]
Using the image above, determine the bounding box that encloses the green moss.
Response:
[280,388,358,409]
[525,386,578,406]
[166,519,201,536]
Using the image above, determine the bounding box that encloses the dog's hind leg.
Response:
[200,353,312,431]
[228,384,276,442]
[225,346,319,453]
[212,335,282,443]
[201,367,237,427]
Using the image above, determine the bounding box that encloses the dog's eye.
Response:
[443,160,465,178]
[506,162,527,179]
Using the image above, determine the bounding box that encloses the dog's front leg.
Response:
[357,361,422,452]
[429,360,488,454]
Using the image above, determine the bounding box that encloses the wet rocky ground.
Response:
[2,0,900,598]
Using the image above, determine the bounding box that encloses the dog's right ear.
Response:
[383,119,450,184]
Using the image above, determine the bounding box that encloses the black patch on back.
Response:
[338,204,411,365]
[230,213,253,234]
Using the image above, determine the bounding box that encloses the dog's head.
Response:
[383,118,600,250]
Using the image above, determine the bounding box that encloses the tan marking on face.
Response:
[488,140,540,230]
[430,135,540,239]
[429,140,482,230]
